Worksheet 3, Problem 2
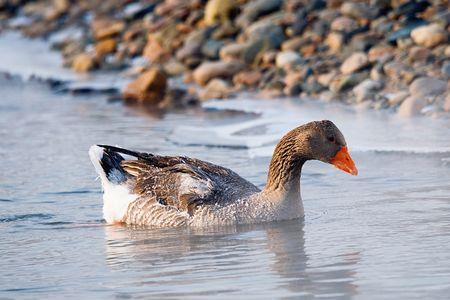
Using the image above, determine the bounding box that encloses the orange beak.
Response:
[330,146,358,176]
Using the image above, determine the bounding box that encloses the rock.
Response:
[123,68,167,104]
[143,36,167,63]
[284,71,304,87]
[368,45,394,62]
[72,53,96,72]
[408,46,431,63]
[95,39,116,58]
[329,72,368,93]
[282,36,310,52]
[352,79,383,102]
[236,0,283,27]
[318,71,338,87]
[386,19,427,45]
[325,32,344,53]
[204,0,237,25]
[441,61,450,78]
[201,39,225,59]
[301,79,324,94]
[199,79,231,100]
[275,51,302,69]
[262,51,277,65]
[409,77,447,97]
[233,70,262,87]
[388,91,410,106]
[91,18,125,40]
[219,43,247,60]
[330,17,358,32]
[444,94,450,112]
[193,60,244,86]
[445,46,450,57]
[340,2,372,19]
[340,52,369,75]
[242,26,284,64]
[398,96,426,117]
[163,59,186,76]
[411,23,448,48]
[370,64,384,81]
[383,61,417,84]
[245,21,285,47]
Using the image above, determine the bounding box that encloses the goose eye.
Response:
[327,136,335,143]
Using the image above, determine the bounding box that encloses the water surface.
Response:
[1,67,450,298]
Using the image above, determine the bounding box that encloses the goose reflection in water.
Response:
[103,219,359,298]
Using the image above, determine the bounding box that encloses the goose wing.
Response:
[98,145,259,215]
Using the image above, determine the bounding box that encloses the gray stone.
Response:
[388,91,410,106]
[201,39,225,59]
[236,0,283,27]
[352,79,383,102]
[409,77,447,97]
[441,61,450,78]
[398,96,426,117]
[276,51,302,69]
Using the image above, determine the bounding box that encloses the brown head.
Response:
[292,120,358,175]
[266,120,357,192]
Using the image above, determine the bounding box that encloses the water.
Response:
[1,48,450,299]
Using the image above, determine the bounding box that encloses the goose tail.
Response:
[88,145,128,187]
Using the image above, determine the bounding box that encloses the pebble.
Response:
[199,79,231,100]
[352,79,383,102]
[72,53,96,72]
[397,96,426,117]
[275,51,302,69]
[409,77,447,97]
[411,23,448,48]
[193,60,244,86]
[123,68,167,104]
[340,52,369,75]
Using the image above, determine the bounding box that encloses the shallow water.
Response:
[1,75,450,299]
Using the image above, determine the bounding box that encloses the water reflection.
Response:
[104,220,359,298]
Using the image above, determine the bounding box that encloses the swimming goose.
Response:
[89,120,357,227]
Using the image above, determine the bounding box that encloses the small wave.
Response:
[0,213,53,223]
[41,189,101,195]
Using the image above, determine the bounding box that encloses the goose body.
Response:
[89,120,357,227]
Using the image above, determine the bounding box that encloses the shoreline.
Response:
[0,0,449,117]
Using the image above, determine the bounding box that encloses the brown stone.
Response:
[199,79,231,100]
[95,39,117,58]
[411,24,448,48]
[340,52,369,75]
[193,60,244,86]
[123,68,167,104]
[143,36,168,63]
[91,18,125,40]
[72,53,96,73]
[368,45,394,62]
[233,70,262,87]
[326,32,344,53]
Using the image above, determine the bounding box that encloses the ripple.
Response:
[0,213,53,223]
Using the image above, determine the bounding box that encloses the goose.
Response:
[89,120,357,227]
